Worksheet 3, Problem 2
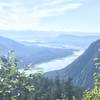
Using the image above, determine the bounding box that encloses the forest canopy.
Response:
[0,50,99,100]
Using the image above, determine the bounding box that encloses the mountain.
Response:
[45,39,100,89]
[53,34,100,48]
[0,36,75,65]
[0,36,33,56]
[0,30,100,46]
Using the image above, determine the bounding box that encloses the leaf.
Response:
[12,96,17,100]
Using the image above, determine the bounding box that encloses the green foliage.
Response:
[0,50,38,100]
[83,87,100,100]
[32,76,83,100]
[0,50,83,100]
[83,54,100,100]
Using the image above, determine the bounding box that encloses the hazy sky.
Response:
[0,0,100,34]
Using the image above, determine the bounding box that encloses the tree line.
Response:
[0,50,99,100]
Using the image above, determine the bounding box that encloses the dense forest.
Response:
[0,50,99,100]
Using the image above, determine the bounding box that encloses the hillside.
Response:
[0,36,75,65]
[45,39,100,88]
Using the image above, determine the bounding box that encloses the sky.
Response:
[0,0,100,35]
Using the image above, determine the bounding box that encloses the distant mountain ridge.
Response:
[0,30,100,44]
[45,39,100,88]
[54,34,100,48]
[0,36,75,65]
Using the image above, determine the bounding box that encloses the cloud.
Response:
[31,0,83,18]
[0,0,85,30]
[32,3,82,18]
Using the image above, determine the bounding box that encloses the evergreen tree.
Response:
[83,55,100,100]
[0,50,83,100]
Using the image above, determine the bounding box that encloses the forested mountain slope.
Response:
[45,39,100,88]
